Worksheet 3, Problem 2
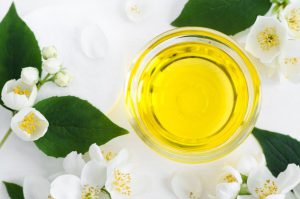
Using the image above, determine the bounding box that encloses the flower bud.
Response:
[42,58,62,74]
[42,46,58,60]
[21,67,39,86]
[54,70,71,87]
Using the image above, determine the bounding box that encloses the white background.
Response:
[0,0,300,198]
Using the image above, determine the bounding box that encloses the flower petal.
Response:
[247,166,276,197]
[50,174,82,199]
[220,166,242,184]
[265,194,286,199]
[237,195,256,199]
[277,164,300,194]
[294,183,300,198]
[23,176,50,199]
[109,148,129,168]
[285,192,298,199]
[215,182,240,199]
[171,171,202,199]
[63,151,85,176]
[81,160,107,188]
[237,155,258,176]
[245,16,287,63]
[282,2,300,38]
[88,143,105,162]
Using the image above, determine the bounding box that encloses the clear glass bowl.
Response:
[125,27,261,163]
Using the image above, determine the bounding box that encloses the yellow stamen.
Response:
[102,151,116,161]
[255,179,278,199]
[113,169,132,196]
[224,174,237,183]
[285,8,300,32]
[13,86,30,96]
[284,57,300,65]
[257,27,280,51]
[130,5,141,14]
[19,112,39,135]
[81,185,101,199]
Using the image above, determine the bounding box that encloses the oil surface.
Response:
[136,42,249,151]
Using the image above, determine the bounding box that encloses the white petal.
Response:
[42,58,62,74]
[245,16,287,63]
[237,196,256,199]
[125,0,151,22]
[11,108,49,141]
[294,183,300,198]
[63,151,85,176]
[237,155,258,176]
[282,2,300,38]
[108,148,129,168]
[220,166,242,184]
[23,176,50,199]
[277,164,300,194]
[88,143,105,162]
[247,166,276,197]
[21,67,39,86]
[215,183,240,199]
[81,160,107,188]
[279,40,300,83]
[265,194,286,199]
[171,171,202,199]
[80,24,108,59]
[50,175,82,199]
[286,192,298,199]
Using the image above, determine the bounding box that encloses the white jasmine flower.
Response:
[63,151,86,176]
[23,176,52,199]
[42,46,58,60]
[54,70,71,87]
[21,67,39,86]
[279,40,300,82]
[1,79,37,110]
[247,164,300,199]
[125,0,150,22]
[105,149,148,199]
[42,58,62,74]
[282,2,300,38]
[245,16,287,63]
[11,107,49,141]
[88,143,117,164]
[171,171,202,199]
[50,161,108,199]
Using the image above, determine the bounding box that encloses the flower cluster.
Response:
[171,155,300,199]
[22,144,147,199]
[244,1,300,82]
[0,46,71,143]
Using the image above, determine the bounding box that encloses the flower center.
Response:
[48,195,54,199]
[257,27,280,51]
[130,4,141,14]
[81,185,102,199]
[13,86,30,96]
[19,112,40,135]
[224,174,237,183]
[286,8,300,32]
[255,179,278,199]
[102,151,116,161]
[112,169,132,196]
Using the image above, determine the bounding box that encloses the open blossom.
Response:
[245,16,287,63]
[42,58,62,74]
[247,164,300,199]
[171,171,202,199]
[1,79,37,110]
[282,2,300,38]
[279,40,300,82]
[54,70,71,87]
[42,46,58,60]
[11,107,49,141]
[20,67,39,86]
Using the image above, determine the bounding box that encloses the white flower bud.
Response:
[42,58,62,74]
[21,67,39,86]
[1,79,37,110]
[54,70,71,87]
[42,46,58,60]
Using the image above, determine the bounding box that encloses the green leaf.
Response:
[34,96,128,157]
[3,182,24,199]
[253,128,300,177]
[0,3,42,100]
[171,0,272,35]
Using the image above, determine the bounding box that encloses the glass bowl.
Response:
[125,27,260,163]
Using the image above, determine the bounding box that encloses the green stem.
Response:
[37,74,52,90]
[0,128,12,149]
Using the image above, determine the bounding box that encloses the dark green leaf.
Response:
[34,96,128,157]
[253,128,300,177]
[0,3,42,103]
[172,0,272,35]
[3,182,24,199]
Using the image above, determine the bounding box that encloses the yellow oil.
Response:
[132,41,249,153]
